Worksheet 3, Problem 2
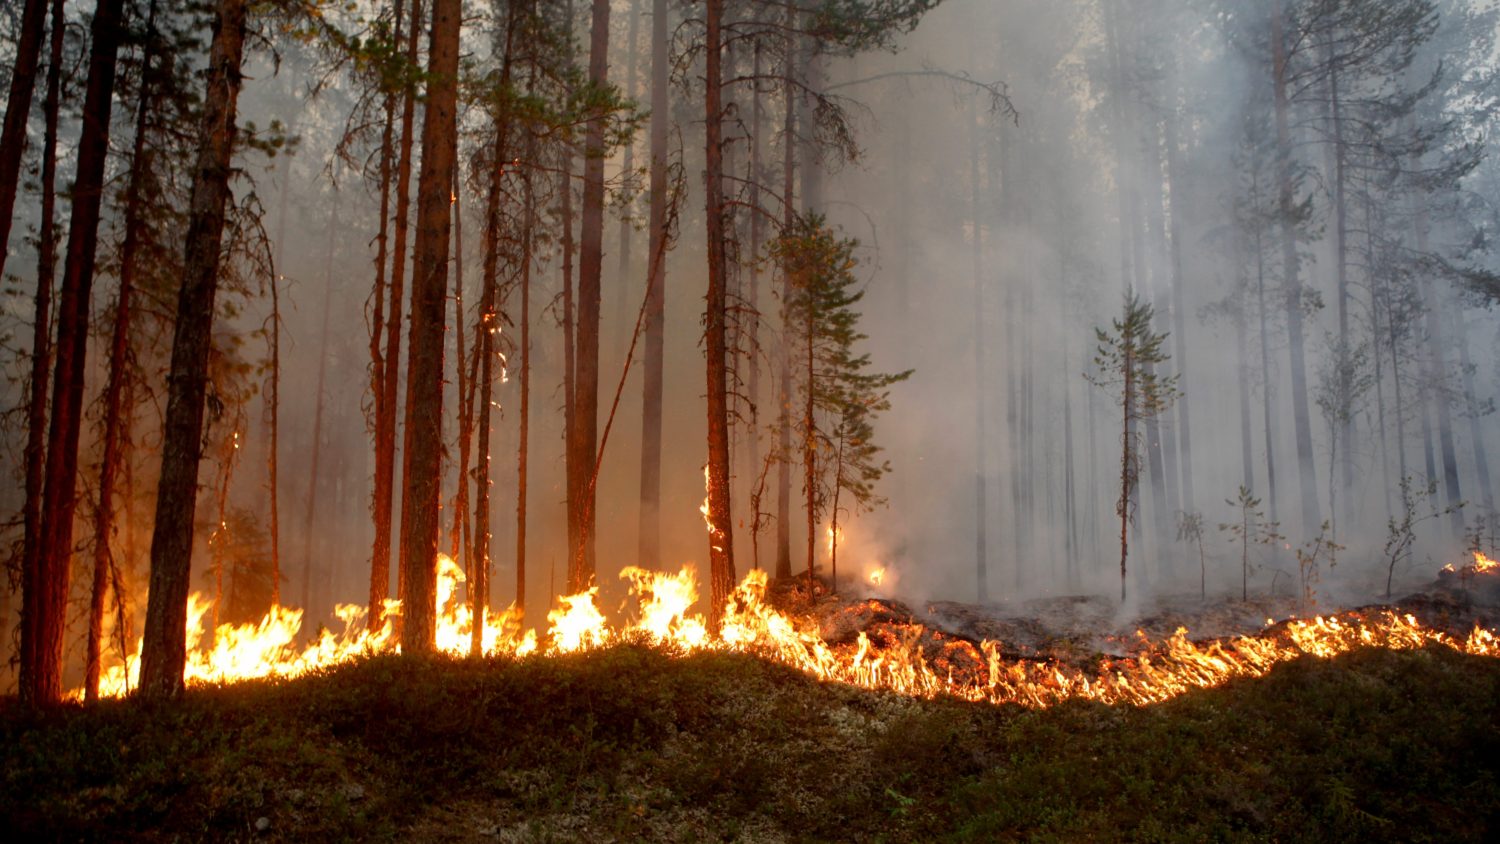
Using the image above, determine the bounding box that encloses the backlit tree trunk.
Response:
[704,0,735,623]
[24,0,127,706]
[0,0,48,282]
[638,0,669,569]
[87,0,160,701]
[138,0,249,699]
[570,0,609,589]
[18,0,63,704]
[398,0,460,652]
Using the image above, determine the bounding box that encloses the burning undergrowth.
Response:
[75,552,1500,710]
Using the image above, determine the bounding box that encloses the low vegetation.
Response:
[3,644,1498,842]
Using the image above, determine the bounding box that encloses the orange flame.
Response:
[80,560,1500,707]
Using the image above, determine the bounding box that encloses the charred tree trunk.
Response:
[398,0,460,652]
[703,0,735,623]
[18,0,63,703]
[138,0,248,699]
[637,0,669,570]
[0,0,48,281]
[24,0,127,706]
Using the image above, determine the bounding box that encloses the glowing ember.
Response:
[80,559,1500,707]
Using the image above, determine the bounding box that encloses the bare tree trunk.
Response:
[1271,0,1321,537]
[745,38,764,534]
[516,156,534,622]
[569,0,609,590]
[24,0,127,706]
[1454,310,1494,514]
[1163,104,1195,515]
[268,263,282,605]
[301,203,336,612]
[376,0,422,622]
[969,94,988,603]
[399,0,459,651]
[774,13,797,581]
[452,163,472,570]
[1252,174,1280,533]
[138,0,248,698]
[18,0,63,703]
[0,0,48,282]
[637,0,669,570]
[87,0,159,700]
[704,0,735,624]
[614,0,642,358]
[366,0,402,630]
[1120,345,1135,602]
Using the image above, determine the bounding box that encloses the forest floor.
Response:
[3,635,1499,843]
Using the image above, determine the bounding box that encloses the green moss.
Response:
[3,645,1498,842]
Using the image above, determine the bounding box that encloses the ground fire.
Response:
[80,551,1500,707]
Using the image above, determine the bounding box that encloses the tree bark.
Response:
[0,0,48,282]
[367,0,403,630]
[87,0,159,701]
[1270,0,1322,537]
[138,0,248,699]
[569,0,609,590]
[18,0,63,705]
[398,0,460,652]
[376,0,422,621]
[637,0,669,570]
[24,0,127,706]
[704,0,735,624]
[774,12,797,581]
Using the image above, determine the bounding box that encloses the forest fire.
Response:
[79,557,1500,707]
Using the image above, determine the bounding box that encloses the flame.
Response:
[827,524,844,556]
[1474,551,1497,573]
[868,567,886,587]
[79,559,1500,708]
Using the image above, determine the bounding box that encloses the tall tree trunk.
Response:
[745,38,764,538]
[1454,309,1494,514]
[18,0,63,703]
[637,0,668,570]
[1163,103,1195,515]
[0,0,48,282]
[569,0,609,590]
[969,95,988,603]
[398,0,460,652]
[301,204,336,612]
[24,0,127,706]
[1412,201,1464,534]
[452,162,472,569]
[1270,0,1321,537]
[774,14,797,581]
[1252,174,1280,532]
[367,0,400,629]
[87,0,159,700]
[138,0,248,699]
[614,0,642,357]
[376,0,422,621]
[703,0,735,623]
[517,121,536,621]
[1327,43,1354,524]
